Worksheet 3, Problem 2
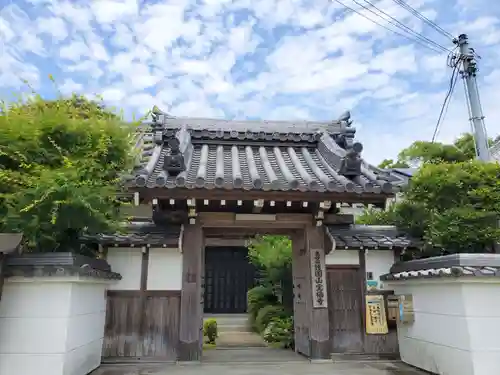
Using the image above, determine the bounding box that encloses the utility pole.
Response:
[455,34,491,162]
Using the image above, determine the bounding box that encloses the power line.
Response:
[331,0,446,54]
[390,0,454,40]
[356,0,452,54]
[431,56,461,142]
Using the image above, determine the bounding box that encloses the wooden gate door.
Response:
[327,267,364,353]
[204,247,256,313]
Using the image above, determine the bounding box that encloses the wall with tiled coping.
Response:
[384,255,500,375]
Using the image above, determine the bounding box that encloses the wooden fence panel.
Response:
[102,291,180,361]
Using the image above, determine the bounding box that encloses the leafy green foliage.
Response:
[203,318,218,344]
[398,140,471,166]
[255,305,288,333]
[247,285,279,323]
[248,235,292,270]
[358,160,500,256]
[0,94,136,252]
[248,235,292,290]
[377,159,410,169]
[381,133,497,168]
[263,317,294,349]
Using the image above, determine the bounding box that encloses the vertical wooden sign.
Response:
[310,248,328,308]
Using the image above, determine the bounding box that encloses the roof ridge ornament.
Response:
[336,110,353,127]
[162,125,192,180]
[151,105,174,131]
[339,142,363,177]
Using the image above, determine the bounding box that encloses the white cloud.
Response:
[91,0,139,24]
[101,88,126,102]
[36,16,67,42]
[370,46,418,74]
[59,78,82,95]
[59,40,89,61]
[1,0,500,165]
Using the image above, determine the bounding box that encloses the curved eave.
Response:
[127,186,395,204]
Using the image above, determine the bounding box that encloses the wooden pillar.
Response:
[358,249,367,349]
[305,224,331,360]
[291,230,311,357]
[178,224,204,362]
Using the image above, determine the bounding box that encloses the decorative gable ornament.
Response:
[163,137,185,176]
[339,142,363,177]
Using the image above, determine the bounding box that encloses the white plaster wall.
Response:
[365,250,395,288]
[339,204,365,217]
[147,247,183,290]
[325,250,360,265]
[0,277,111,375]
[462,282,500,374]
[326,250,395,283]
[385,279,500,375]
[106,247,142,290]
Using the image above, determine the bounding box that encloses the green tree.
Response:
[248,235,291,282]
[377,159,410,169]
[384,133,497,167]
[248,235,293,307]
[358,160,500,257]
[0,95,136,253]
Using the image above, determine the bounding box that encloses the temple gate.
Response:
[82,111,416,362]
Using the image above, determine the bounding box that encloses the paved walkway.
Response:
[93,361,426,375]
[93,348,427,375]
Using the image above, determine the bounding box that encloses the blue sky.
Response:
[1,0,500,163]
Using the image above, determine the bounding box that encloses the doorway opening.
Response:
[203,246,257,314]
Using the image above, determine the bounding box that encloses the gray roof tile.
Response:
[80,222,181,247]
[128,115,408,193]
[381,266,500,280]
[381,253,500,280]
[326,225,418,249]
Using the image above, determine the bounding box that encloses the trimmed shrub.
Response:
[203,318,218,344]
[263,316,294,349]
[247,285,278,322]
[255,304,288,333]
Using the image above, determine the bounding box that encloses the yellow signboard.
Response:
[365,294,389,335]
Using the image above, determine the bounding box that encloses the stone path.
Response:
[93,361,426,375]
[93,348,428,375]
[205,313,266,348]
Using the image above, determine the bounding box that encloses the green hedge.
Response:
[247,285,278,322]
[255,304,288,333]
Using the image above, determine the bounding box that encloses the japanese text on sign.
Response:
[365,294,389,334]
[310,249,328,308]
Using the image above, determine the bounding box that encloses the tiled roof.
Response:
[80,222,182,247]
[391,168,418,177]
[381,253,500,280]
[326,225,418,249]
[126,113,408,194]
[381,266,500,280]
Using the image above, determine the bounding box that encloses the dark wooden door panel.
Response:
[327,268,364,353]
[204,247,256,313]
